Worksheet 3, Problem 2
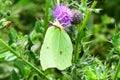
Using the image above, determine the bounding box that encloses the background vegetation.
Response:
[0,0,120,80]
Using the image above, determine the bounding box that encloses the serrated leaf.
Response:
[40,26,73,70]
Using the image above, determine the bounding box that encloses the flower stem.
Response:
[0,39,48,80]
[44,0,50,32]
[74,1,97,63]
[114,58,120,80]
[79,1,97,34]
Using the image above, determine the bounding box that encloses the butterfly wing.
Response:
[40,26,73,70]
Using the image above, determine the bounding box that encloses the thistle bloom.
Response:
[71,9,83,24]
[52,4,72,27]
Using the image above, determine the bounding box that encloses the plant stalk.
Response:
[44,0,49,32]
[114,58,120,80]
[74,1,97,63]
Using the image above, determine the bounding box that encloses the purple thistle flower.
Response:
[52,4,72,27]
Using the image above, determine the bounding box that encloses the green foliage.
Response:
[0,0,120,80]
[112,29,120,53]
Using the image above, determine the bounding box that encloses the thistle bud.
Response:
[71,9,83,24]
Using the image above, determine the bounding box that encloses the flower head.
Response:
[52,4,72,27]
[71,9,83,24]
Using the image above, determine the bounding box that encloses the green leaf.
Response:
[117,72,120,78]
[40,27,73,70]
[112,31,120,52]
[9,28,18,44]
[11,70,19,80]
[14,59,25,77]
[0,52,8,59]
[35,20,44,33]
[61,72,72,80]
[15,0,30,7]
[29,30,39,44]
[0,51,17,61]
[0,63,12,79]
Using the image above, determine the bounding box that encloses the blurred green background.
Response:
[0,0,120,38]
[0,0,120,80]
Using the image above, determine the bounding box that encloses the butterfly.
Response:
[40,20,73,70]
